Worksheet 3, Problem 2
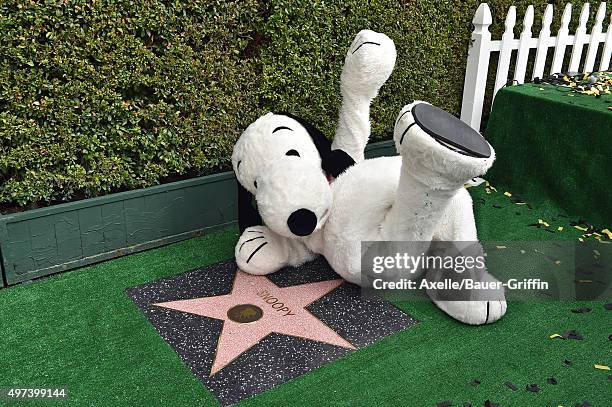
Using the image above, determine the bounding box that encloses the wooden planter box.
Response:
[0,140,396,287]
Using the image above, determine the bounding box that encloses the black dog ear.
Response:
[278,112,355,178]
[323,149,356,178]
[237,181,262,233]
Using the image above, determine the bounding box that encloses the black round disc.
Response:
[412,103,491,158]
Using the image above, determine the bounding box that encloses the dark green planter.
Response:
[0,140,396,287]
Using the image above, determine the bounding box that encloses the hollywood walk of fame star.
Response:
[153,270,355,375]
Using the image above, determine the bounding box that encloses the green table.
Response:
[486,82,612,226]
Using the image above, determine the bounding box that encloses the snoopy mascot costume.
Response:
[231,30,507,325]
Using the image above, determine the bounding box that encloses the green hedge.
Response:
[0,0,592,209]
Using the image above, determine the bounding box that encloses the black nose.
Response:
[287,208,317,236]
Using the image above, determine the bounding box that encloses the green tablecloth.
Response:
[485,82,612,225]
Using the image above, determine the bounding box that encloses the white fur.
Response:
[333,30,397,163]
[232,113,322,195]
[231,31,506,325]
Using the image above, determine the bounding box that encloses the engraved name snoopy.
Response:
[256,289,296,316]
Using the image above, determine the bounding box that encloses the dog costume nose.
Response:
[287,208,317,236]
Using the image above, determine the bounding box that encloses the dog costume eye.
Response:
[285,150,300,157]
[254,181,257,189]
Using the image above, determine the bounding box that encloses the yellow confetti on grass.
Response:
[504,192,512,197]
[602,228,612,239]
[496,245,507,249]
[574,225,588,231]
[549,333,563,339]
[594,364,610,371]
[538,219,550,227]
[557,226,564,231]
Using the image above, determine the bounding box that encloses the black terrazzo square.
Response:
[126,256,418,406]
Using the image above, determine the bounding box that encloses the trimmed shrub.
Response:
[0,0,591,209]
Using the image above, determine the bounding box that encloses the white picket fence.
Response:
[460,2,612,130]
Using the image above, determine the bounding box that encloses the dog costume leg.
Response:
[380,101,489,241]
[385,102,505,324]
[431,196,507,325]
[333,30,396,163]
[236,226,315,275]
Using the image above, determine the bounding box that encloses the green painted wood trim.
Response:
[0,140,396,286]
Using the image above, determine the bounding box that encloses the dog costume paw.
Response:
[235,226,289,275]
[434,300,508,325]
[394,101,495,189]
[341,30,396,98]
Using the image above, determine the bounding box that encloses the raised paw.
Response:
[434,300,507,325]
[235,226,288,275]
[341,30,396,98]
[393,101,496,188]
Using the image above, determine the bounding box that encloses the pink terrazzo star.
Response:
[154,270,355,375]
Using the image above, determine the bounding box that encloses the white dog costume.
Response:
[232,30,507,325]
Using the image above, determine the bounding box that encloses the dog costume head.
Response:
[232,112,354,237]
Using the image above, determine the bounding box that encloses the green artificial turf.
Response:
[0,183,610,407]
[486,82,612,227]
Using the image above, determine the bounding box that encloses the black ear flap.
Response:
[237,181,262,233]
[277,112,355,178]
[323,149,356,178]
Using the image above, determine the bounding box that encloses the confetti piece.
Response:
[520,249,526,254]
[557,226,564,231]
[504,381,518,391]
[526,384,540,392]
[574,225,588,231]
[602,228,612,239]
[550,333,563,339]
[570,307,592,313]
[555,260,562,265]
[496,245,507,249]
[538,219,550,227]
[547,377,558,385]
[594,364,610,371]
[562,330,583,340]
[504,192,512,197]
